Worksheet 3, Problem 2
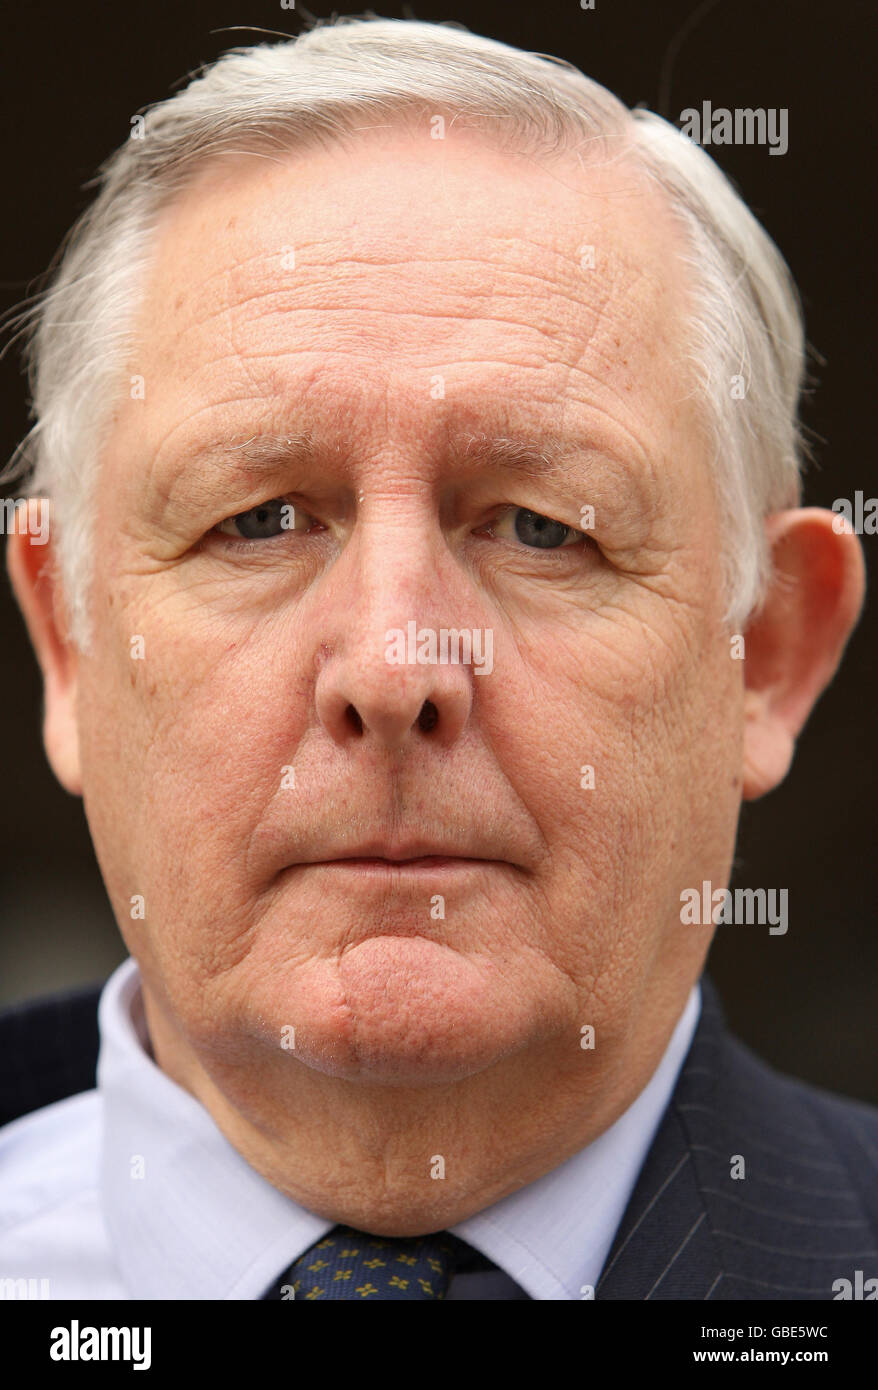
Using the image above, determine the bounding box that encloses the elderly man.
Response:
[0,17,874,1303]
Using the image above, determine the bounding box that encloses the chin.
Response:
[257,934,538,1086]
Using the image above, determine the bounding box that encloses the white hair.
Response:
[1,15,805,649]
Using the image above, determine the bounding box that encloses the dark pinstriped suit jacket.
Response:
[1,975,877,1299]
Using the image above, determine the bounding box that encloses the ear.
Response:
[741,507,865,800]
[6,500,83,795]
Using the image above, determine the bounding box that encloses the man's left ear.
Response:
[741,507,865,801]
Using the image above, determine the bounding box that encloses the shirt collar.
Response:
[98,957,699,1299]
[98,959,329,1300]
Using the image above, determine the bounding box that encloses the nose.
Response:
[315,635,474,751]
[311,490,487,752]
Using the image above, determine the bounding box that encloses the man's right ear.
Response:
[6,500,83,795]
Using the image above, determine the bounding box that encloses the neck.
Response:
[140,983,689,1234]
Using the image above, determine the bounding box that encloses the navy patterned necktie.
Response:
[262,1225,494,1300]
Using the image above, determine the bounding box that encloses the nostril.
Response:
[418,700,438,733]
[346,704,364,735]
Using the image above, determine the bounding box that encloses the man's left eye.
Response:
[214,499,314,540]
[488,507,582,550]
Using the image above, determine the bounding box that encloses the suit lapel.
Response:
[596,1087,722,1299]
[596,979,725,1299]
[598,975,878,1300]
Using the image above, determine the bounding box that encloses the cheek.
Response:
[495,608,740,991]
[78,616,307,971]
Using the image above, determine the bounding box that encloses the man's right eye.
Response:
[214,500,318,540]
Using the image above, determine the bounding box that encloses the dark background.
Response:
[1,0,875,1099]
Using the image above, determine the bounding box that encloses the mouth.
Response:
[276,829,531,882]
[305,855,501,872]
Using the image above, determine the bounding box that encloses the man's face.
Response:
[73,129,741,1102]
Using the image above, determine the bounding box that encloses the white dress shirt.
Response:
[0,958,700,1300]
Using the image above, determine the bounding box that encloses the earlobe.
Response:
[741,709,794,800]
[741,508,865,801]
[6,503,83,795]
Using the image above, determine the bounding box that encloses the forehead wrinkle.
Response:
[173,270,604,336]
[166,292,627,394]
[163,227,636,338]
[160,291,575,389]
[150,215,668,404]
[149,134,683,345]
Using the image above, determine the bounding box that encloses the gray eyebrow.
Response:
[190,429,583,479]
[447,431,581,478]
[218,431,318,474]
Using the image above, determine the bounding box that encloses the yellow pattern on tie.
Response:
[275,1225,473,1300]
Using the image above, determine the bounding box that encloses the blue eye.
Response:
[492,507,581,550]
[215,500,310,540]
